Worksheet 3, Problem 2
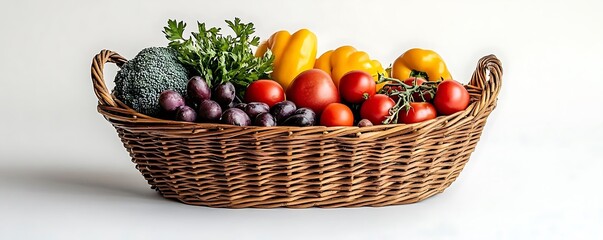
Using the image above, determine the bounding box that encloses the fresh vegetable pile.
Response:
[113,18,472,127]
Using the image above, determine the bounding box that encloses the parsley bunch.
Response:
[163,18,273,94]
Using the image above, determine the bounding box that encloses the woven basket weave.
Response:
[91,50,502,208]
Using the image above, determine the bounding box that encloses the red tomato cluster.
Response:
[244,69,470,127]
[394,78,470,124]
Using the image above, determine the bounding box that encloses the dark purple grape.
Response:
[214,82,236,107]
[254,112,276,127]
[159,90,185,112]
[358,119,373,127]
[221,108,251,126]
[187,76,211,104]
[293,108,316,122]
[270,100,297,123]
[197,100,222,122]
[244,102,270,119]
[283,114,315,127]
[175,105,197,122]
[233,103,247,110]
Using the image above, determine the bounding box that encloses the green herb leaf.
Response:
[164,18,273,97]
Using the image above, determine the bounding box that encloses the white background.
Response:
[1,0,602,239]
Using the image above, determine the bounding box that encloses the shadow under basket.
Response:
[91,50,502,208]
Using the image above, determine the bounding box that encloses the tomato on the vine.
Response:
[398,102,437,124]
[433,80,470,115]
[339,70,376,104]
[320,103,354,127]
[385,77,432,102]
[403,77,433,102]
[360,94,395,125]
[244,80,285,107]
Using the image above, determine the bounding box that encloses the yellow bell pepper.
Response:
[391,48,452,81]
[255,29,317,90]
[314,46,388,89]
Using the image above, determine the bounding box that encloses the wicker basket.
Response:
[91,50,502,208]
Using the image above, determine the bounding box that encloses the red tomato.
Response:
[320,103,354,126]
[360,94,396,125]
[244,80,285,107]
[339,70,376,104]
[433,80,470,115]
[287,69,340,114]
[398,102,437,124]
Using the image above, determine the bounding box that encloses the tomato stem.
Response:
[377,74,438,124]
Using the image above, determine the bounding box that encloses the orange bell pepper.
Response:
[314,46,388,89]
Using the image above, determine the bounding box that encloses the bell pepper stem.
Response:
[410,70,429,80]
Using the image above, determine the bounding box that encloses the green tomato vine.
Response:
[377,74,439,124]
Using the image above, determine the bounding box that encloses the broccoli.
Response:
[113,47,189,116]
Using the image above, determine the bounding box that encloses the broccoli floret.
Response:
[113,47,189,116]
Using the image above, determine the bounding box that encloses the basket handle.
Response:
[91,50,128,107]
[469,54,503,116]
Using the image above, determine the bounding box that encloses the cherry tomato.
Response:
[398,102,437,124]
[360,94,395,125]
[433,80,470,115]
[287,69,340,115]
[339,70,376,104]
[320,103,354,127]
[244,80,285,107]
